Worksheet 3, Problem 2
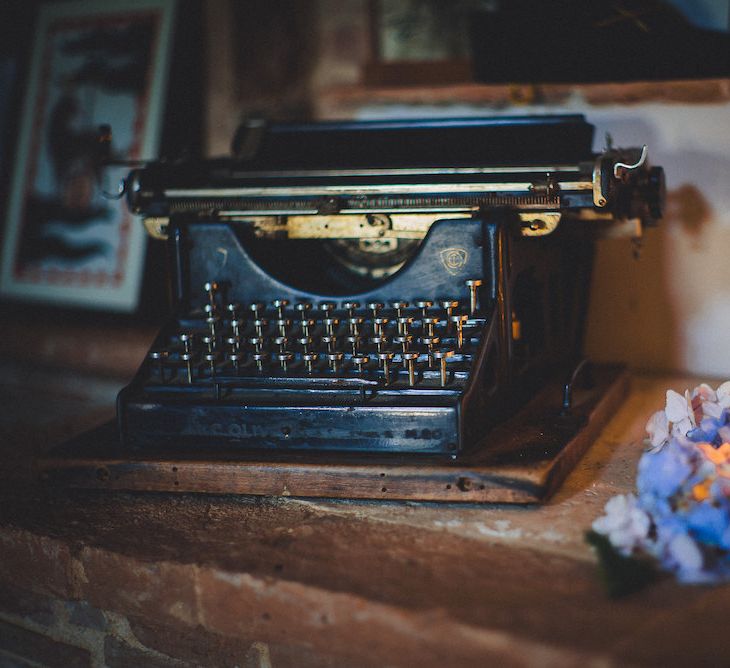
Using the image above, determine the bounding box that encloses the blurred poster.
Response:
[0,0,175,311]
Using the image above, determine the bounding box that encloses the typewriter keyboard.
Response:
[145,282,486,392]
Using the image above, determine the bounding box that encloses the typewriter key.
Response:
[373,317,389,336]
[203,281,219,309]
[422,317,439,338]
[297,336,313,354]
[352,355,369,375]
[249,302,265,320]
[393,334,413,355]
[201,335,216,353]
[319,302,336,319]
[252,352,266,372]
[440,300,459,331]
[179,332,194,354]
[346,335,362,356]
[300,318,316,336]
[342,301,360,320]
[225,336,240,352]
[228,351,243,374]
[420,335,440,367]
[370,335,388,355]
[205,316,220,338]
[416,300,433,319]
[322,317,339,336]
[391,301,409,319]
[465,279,483,316]
[227,302,240,321]
[275,318,291,337]
[249,336,265,352]
[253,318,267,337]
[367,302,384,319]
[321,334,337,353]
[275,352,294,372]
[231,318,244,339]
[180,352,194,384]
[327,351,344,373]
[273,336,288,353]
[433,349,455,387]
[303,352,318,373]
[450,315,468,349]
[348,317,364,336]
[204,352,219,378]
[272,299,289,320]
[148,350,169,380]
[397,316,413,336]
[377,351,394,384]
[403,351,419,387]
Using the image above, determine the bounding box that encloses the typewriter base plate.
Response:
[38,365,628,504]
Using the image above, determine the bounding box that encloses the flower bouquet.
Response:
[588,381,730,595]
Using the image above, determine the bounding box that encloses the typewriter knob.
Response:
[327,351,344,373]
[303,352,318,373]
[377,351,395,384]
[346,335,362,356]
[422,317,439,338]
[416,300,433,318]
[322,317,339,336]
[450,315,469,349]
[370,335,388,354]
[433,349,455,387]
[348,317,364,336]
[352,355,370,375]
[298,336,313,354]
[275,352,294,373]
[272,299,289,320]
[203,282,219,308]
[420,335,441,367]
[342,301,360,320]
[321,334,337,353]
[397,316,414,336]
[367,302,384,319]
[249,336,265,352]
[249,302,265,320]
[439,300,460,330]
[300,318,316,336]
[148,350,169,381]
[203,352,219,378]
[228,351,243,374]
[227,302,241,320]
[252,352,266,372]
[402,351,419,387]
[275,318,291,337]
[373,317,389,336]
[179,332,194,353]
[201,335,216,353]
[253,319,268,337]
[319,302,336,319]
[393,334,413,354]
[391,301,409,319]
[225,336,240,352]
[465,279,483,316]
[273,336,288,353]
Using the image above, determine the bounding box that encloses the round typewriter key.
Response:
[303,352,318,373]
[352,355,369,375]
[227,302,240,321]
[300,318,316,336]
[416,300,433,318]
[321,334,337,353]
[465,279,483,316]
[377,351,394,384]
[148,350,169,380]
[253,318,268,337]
[433,349,455,386]
[393,334,412,354]
[252,352,266,372]
[397,316,413,336]
[204,352,219,378]
[327,351,344,372]
[201,335,216,353]
[297,336,313,353]
[420,335,441,367]
[181,352,194,383]
[440,300,459,331]
[403,351,419,387]
[367,302,384,319]
[228,351,243,374]
[249,336,265,352]
[203,281,219,309]
[391,301,409,319]
[370,335,388,355]
[450,314,468,349]
[225,336,240,352]
[319,302,336,319]
[249,302,265,320]
[342,301,360,320]
[275,351,294,372]
[275,318,291,337]
[179,332,194,353]
[322,317,339,336]
[272,299,289,320]
[231,318,245,339]
[295,302,312,316]
[205,316,220,338]
[346,335,362,356]
[422,317,439,338]
[347,317,364,336]
[373,317,389,336]
[273,336,288,353]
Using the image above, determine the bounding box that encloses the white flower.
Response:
[717,381,730,409]
[692,383,717,403]
[592,494,651,555]
[645,410,669,451]
[665,389,695,438]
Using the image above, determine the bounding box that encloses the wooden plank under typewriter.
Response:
[38,365,629,503]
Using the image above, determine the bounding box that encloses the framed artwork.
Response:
[0,0,176,312]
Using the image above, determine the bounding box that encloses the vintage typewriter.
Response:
[117,115,664,458]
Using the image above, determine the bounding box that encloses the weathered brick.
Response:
[0,583,56,627]
[0,528,78,599]
[0,619,91,668]
[79,547,196,627]
[104,636,184,668]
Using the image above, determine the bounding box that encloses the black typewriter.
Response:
[117,115,664,457]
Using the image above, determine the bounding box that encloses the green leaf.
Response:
[586,530,658,597]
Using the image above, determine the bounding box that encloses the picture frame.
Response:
[0,0,176,312]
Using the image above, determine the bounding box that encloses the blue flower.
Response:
[684,503,730,549]
[637,438,694,500]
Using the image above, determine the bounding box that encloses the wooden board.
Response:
[37,365,629,503]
